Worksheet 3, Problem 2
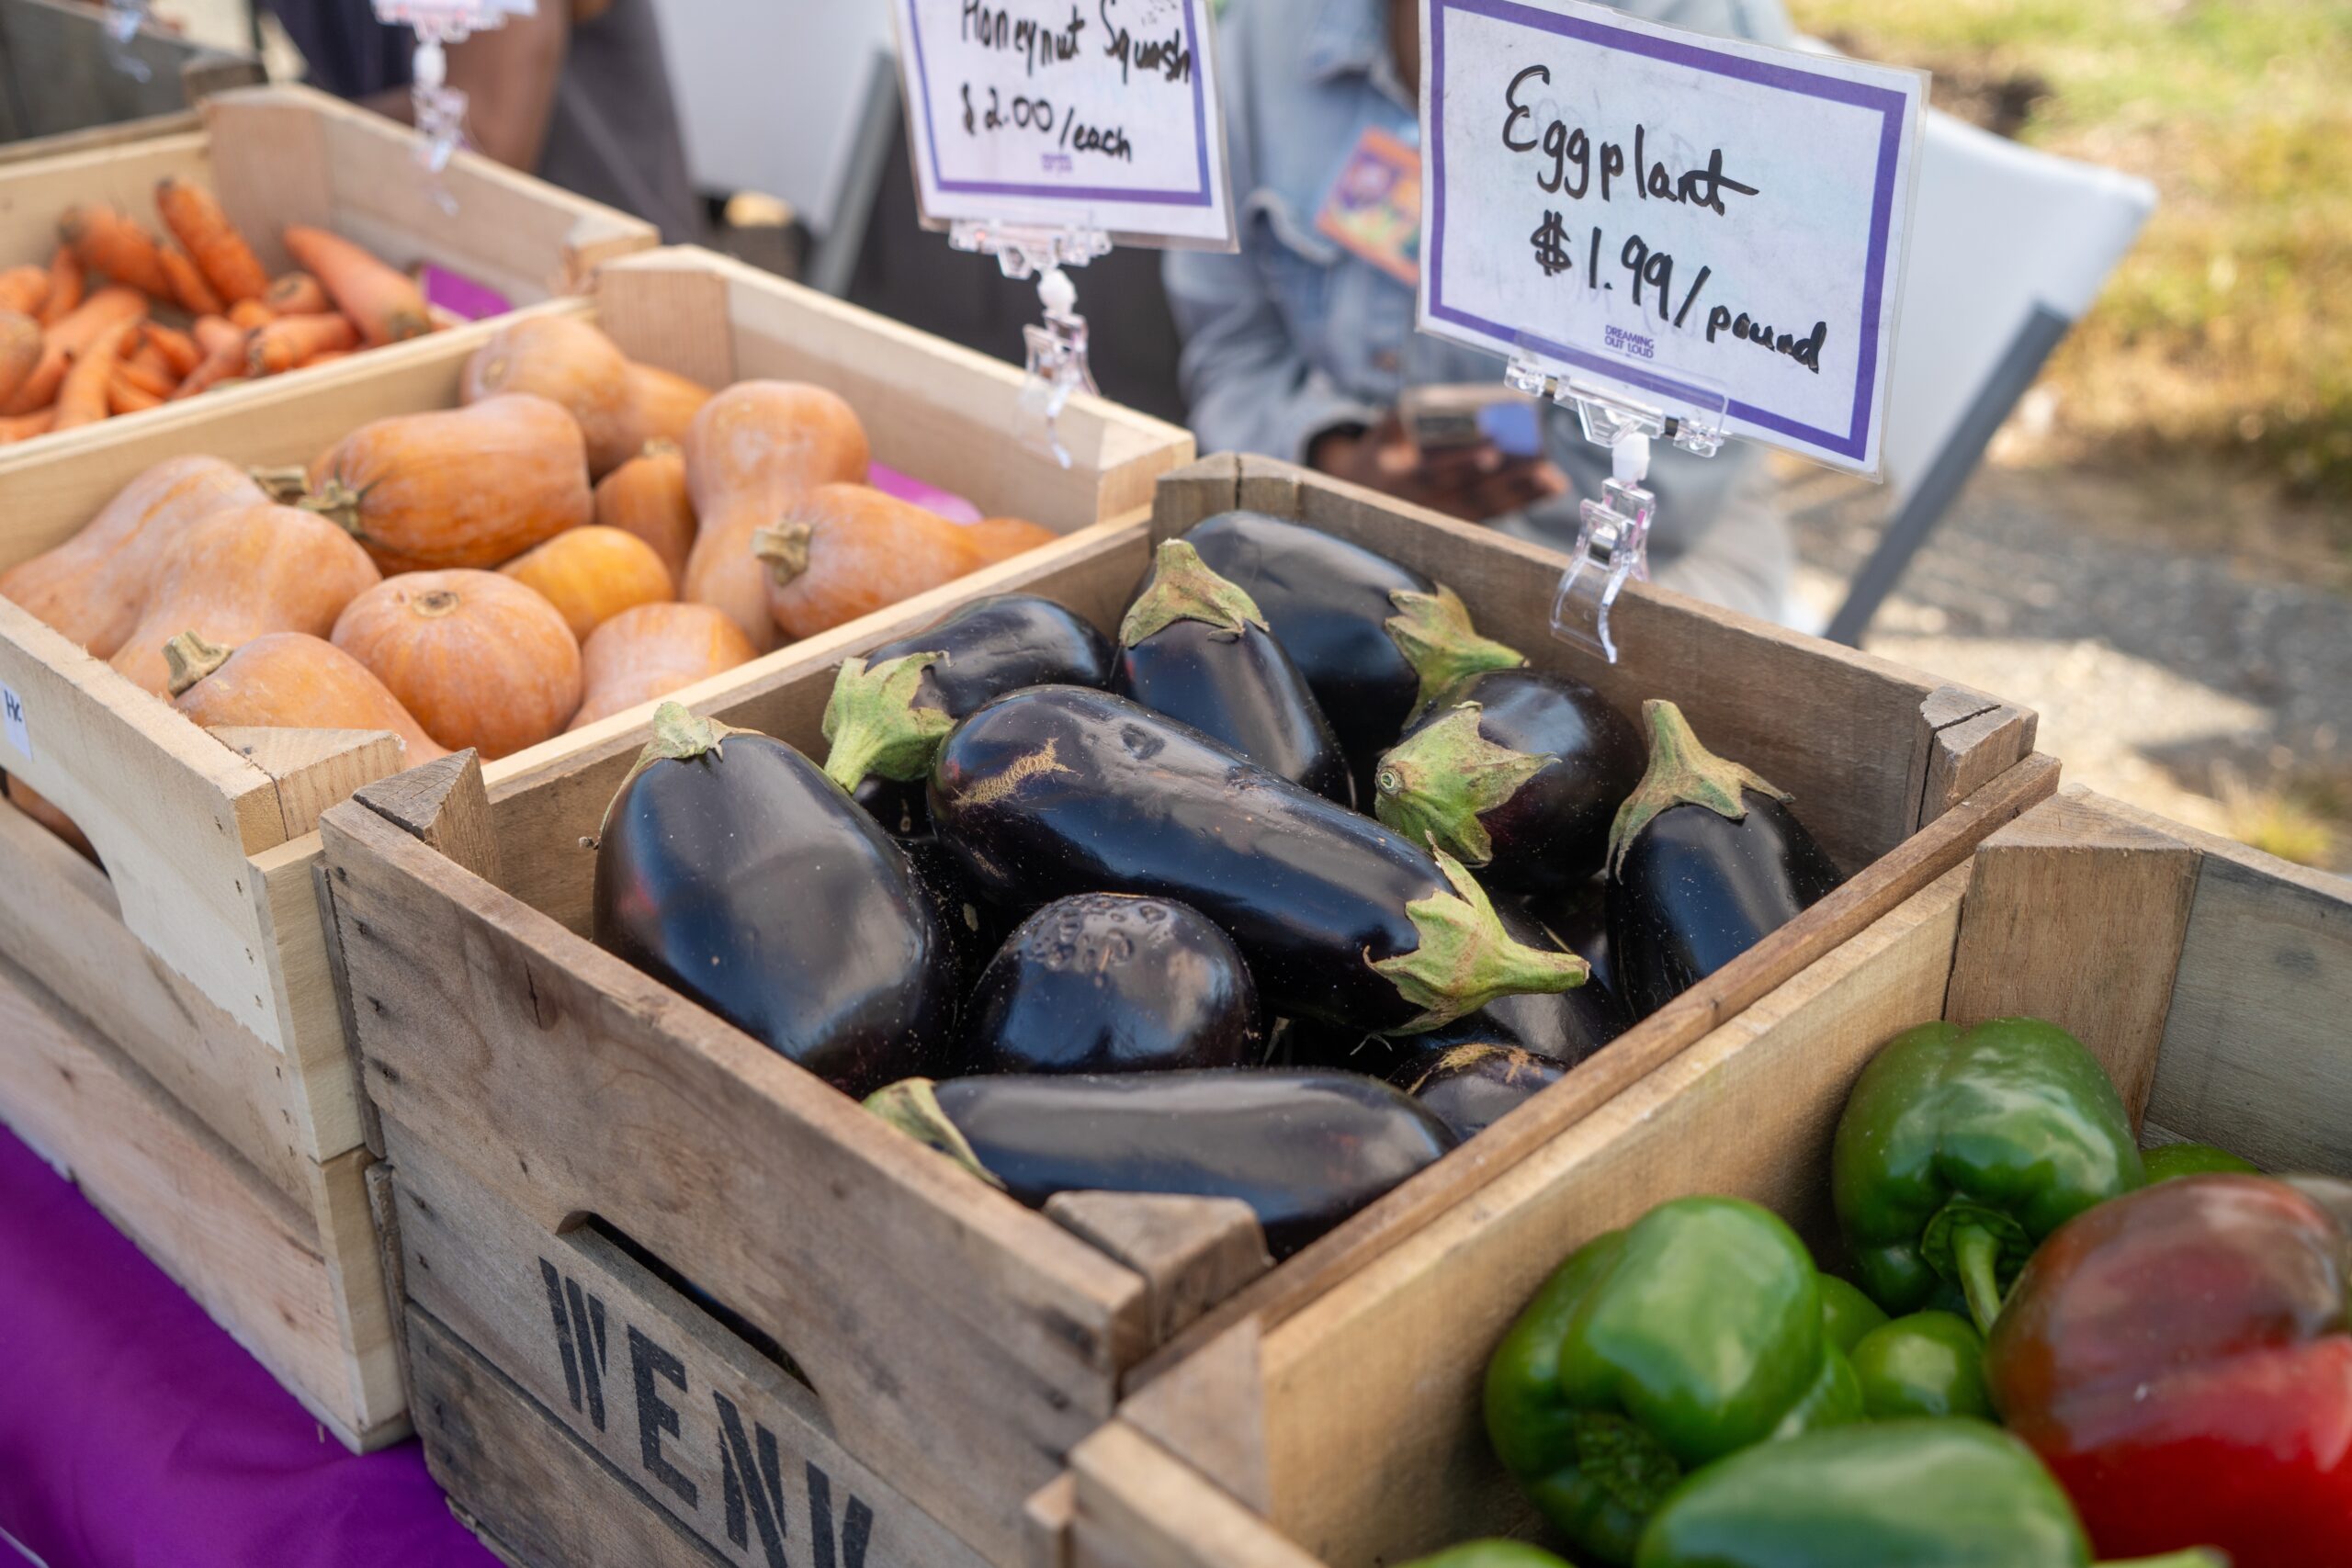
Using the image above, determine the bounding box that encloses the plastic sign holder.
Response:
[948,220,1114,468]
[102,0,153,82]
[375,0,537,200]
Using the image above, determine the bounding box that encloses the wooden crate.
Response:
[0,78,653,469]
[318,454,2056,1566]
[0,245,1193,1450]
[1064,788,2352,1568]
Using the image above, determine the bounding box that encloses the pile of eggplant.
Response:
[592,513,1845,1258]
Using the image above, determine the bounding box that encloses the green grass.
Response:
[1789,0,2352,509]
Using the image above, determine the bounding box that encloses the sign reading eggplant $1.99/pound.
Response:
[891,0,1237,247]
[1418,0,1925,475]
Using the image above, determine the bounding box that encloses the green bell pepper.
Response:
[1634,1417,2226,1568]
[1399,1544,1578,1568]
[1816,1275,1889,1354]
[1486,1197,1861,1566]
[1849,1311,1991,1419]
[1832,1019,2143,1333]
[2142,1141,2258,1181]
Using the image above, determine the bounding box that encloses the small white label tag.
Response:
[2,682,29,763]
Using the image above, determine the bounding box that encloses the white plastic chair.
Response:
[1825,107,2156,641]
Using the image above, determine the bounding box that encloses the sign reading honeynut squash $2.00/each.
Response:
[1417,0,1926,477]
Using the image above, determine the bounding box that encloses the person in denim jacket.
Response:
[1168,0,1798,620]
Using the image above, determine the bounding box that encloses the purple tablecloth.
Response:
[0,1125,496,1568]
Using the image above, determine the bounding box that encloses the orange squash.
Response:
[461,316,636,478]
[593,439,695,581]
[109,503,381,694]
[0,456,266,656]
[682,381,870,652]
[625,362,712,450]
[332,570,582,760]
[167,631,446,762]
[305,394,592,573]
[5,774,97,864]
[569,603,757,730]
[499,525,673,642]
[962,515,1059,563]
[755,483,1004,640]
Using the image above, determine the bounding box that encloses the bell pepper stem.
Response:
[1951,1222,2007,1336]
[2097,1552,2231,1568]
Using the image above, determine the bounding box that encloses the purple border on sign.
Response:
[905,0,1216,208]
[1428,0,1906,461]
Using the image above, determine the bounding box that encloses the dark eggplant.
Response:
[865,1069,1457,1258]
[900,832,1012,994]
[1181,511,1525,771]
[1605,700,1844,1017]
[929,686,1588,1033]
[966,893,1261,1074]
[822,594,1114,836]
[1374,668,1642,893]
[1530,877,1618,1000]
[1392,1043,1566,1142]
[1113,538,1351,804]
[592,703,956,1096]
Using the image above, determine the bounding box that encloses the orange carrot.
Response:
[154,176,269,303]
[265,271,331,316]
[0,265,48,316]
[298,348,351,369]
[191,314,242,354]
[174,323,248,399]
[107,367,164,415]
[142,322,200,378]
[1,344,65,416]
[55,320,134,429]
[115,352,175,400]
[281,225,428,346]
[0,311,39,406]
[227,298,275,332]
[59,204,174,299]
[37,247,83,327]
[158,244,224,317]
[44,286,146,356]
[0,408,56,444]
[247,312,357,376]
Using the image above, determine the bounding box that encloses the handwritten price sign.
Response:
[892,0,1236,248]
[1419,0,1924,475]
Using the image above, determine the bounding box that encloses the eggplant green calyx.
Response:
[600,702,757,840]
[1373,704,1552,865]
[1384,584,1526,718]
[820,651,955,793]
[1607,699,1792,879]
[1925,1202,2032,1336]
[1121,538,1267,646]
[863,1078,1004,1190]
[164,630,232,696]
[1373,845,1588,1032]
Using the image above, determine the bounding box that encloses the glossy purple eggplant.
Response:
[865,1069,1457,1257]
[1374,668,1642,892]
[927,686,1588,1033]
[965,893,1261,1074]
[592,704,956,1097]
[822,594,1114,836]
[1605,701,1843,1017]
[1530,877,1619,1000]
[1180,511,1525,773]
[1393,1043,1567,1142]
[1114,538,1351,804]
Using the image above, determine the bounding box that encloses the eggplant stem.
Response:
[163,631,232,697]
[1383,584,1525,719]
[819,651,956,793]
[1372,701,1551,866]
[1120,538,1267,647]
[1951,1222,2007,1337]
[1372,846,1588,1032]
[1606,700,1792,879]
[598,702,760,840]
[863,1078,1004,1190]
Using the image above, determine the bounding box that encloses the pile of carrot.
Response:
[0,177,440,446]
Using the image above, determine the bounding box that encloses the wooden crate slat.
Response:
[0,130,211,263]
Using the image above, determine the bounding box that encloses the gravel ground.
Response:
[1781,459,2352,873]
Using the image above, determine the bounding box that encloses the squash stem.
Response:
[752,523,813,587]
[1606,700,1792,879]
[163,631,233,697]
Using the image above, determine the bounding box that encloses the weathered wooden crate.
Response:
[318,454,2056,1565]
[0,246,1193,1450]
[0,0,261,159]
[0,78,653,468]
[1063,787,2352,1568]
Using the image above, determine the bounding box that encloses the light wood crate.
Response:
[1063,788,2352,1568]
[0,245,1194,1450]
[317,454,2055,1566]
[0,79,654,471]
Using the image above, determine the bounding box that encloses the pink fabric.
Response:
[417,265,511,322]
[0,1125,495,1568]
[870,461,985,524]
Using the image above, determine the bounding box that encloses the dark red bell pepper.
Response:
[1984,1174,2352,1568]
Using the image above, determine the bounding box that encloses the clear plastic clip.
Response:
[950,221,1112,468]
[376,1,534,211]
[103,0,153,82]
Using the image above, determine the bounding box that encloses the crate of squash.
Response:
[1059,786,2352,1568]
[0,79,654,459]
[313,453,2055,1566]
[0,244,1193,1449]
